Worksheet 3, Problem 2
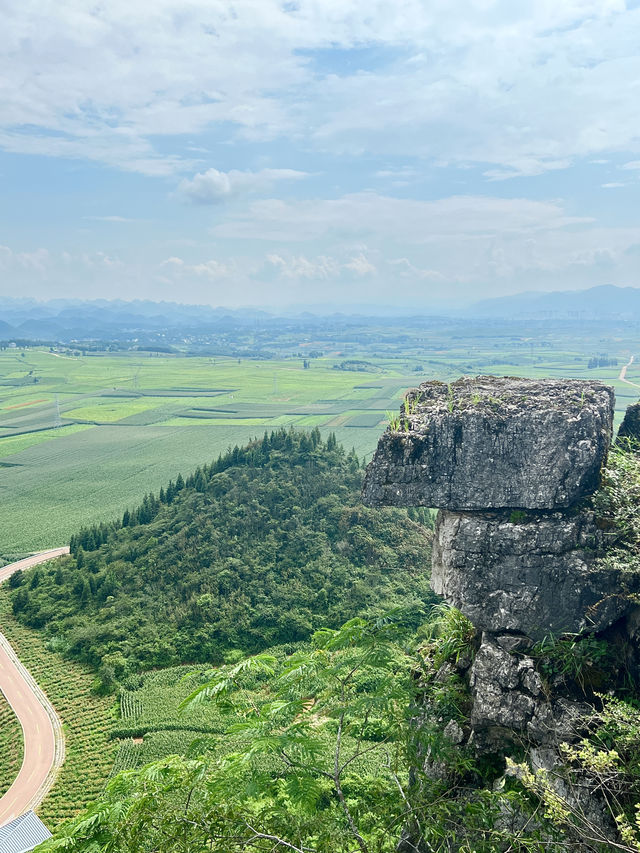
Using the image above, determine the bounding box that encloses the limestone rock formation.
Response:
[363,376,629,639]
[363,376,640,848]
[362,376,614,510]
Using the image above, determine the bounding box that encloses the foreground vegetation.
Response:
[37,601,640,853]
[39,614,435,853]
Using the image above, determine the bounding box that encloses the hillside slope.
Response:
[10,429,434,676]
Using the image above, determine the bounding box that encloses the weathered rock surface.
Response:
[618,401,640,443]
[362,376,613,510]
[469,634,544,742]
[469,634,598,747]
[432,509,636,638]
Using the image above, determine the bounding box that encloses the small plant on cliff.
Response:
[403,396,419,417]
[422,603,477,668]
[386,410,401,431]
[508,510,528,524]
[593,440,640,573]
[512,694,640,851]
[531,633,612,695]
[446,384,455,413]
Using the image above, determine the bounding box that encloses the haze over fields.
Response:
[2,2,640,311]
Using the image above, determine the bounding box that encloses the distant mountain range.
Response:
[1,286,640,342]
[471,285,640,319]
[0,298,274,342]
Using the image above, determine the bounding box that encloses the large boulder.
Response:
[432,509,637,638]
[362,376,613,510]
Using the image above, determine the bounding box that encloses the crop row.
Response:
[0,593,116,827]
[0,689,24,799]
[108,738,141,778]
[116,665,227,736]
[120,691,143,720]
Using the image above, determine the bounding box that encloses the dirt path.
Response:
[619,355,640,390]
[0,548,68,827]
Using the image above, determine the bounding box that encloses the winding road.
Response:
[619,355,640,390]
[0,548,68,827]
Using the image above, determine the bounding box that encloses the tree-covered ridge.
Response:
[10,429,434,678]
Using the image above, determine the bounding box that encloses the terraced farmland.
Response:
[0,689,23,799]
[0,593,116,827]
[110,666,226,776]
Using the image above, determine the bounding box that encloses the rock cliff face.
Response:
[431,508,635,638]
[363,375,640,848]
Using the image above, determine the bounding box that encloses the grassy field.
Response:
[0,334,637,554]
[0,591,116,828]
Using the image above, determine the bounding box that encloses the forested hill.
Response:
[9,429,434,678]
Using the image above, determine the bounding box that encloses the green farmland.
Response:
[0,350,417,552]
[1,328,638,554]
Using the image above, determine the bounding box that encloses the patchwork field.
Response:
[0,331,637,554]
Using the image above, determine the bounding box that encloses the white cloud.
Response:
[344,253,377,275]
[0,246,51,273]
[190,260,231,278]
[83,215,136,222]
[266,251,376,280]
[266,253,339,280]
[483,160,571,181]
[622,161,640,170]
[389,258,446,281]
[375,167,419,179]
[303,3,640,176]
[213,191,640,289]
[177,168,307,204]
[1,1,639,176]
[601,182,625,188]
[214,192,590,244]
[160,256,232,278]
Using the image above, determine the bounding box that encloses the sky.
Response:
[1,0,640,310]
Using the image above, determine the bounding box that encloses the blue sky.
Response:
[1,0,640,309]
